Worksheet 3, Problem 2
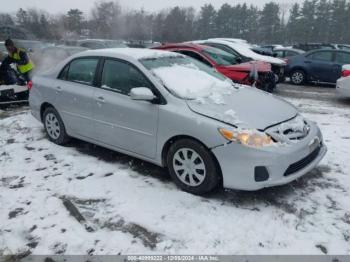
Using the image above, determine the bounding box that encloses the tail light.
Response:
[341,69,350,78]
[27,81,33,90]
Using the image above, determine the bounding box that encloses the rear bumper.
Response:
[336,77,350,98]
[212,122,327,191]
[0,85,28,102]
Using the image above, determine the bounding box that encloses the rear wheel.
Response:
[43,107,70,145]
[290,70,306,85]
[166,139,220,195]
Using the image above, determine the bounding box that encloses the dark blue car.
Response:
[286,49,350,85]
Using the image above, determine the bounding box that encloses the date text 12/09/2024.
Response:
[127,256,219,261]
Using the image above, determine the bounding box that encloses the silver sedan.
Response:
[29,48,327,195]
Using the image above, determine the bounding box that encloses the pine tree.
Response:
[259,2,281,43]
[286,3,303,44]
[196,4,217,39]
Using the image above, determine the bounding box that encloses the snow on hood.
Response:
[150,61,296,129]
[204,40,286,66]
[187,87,298,129]
[151,63,238,103]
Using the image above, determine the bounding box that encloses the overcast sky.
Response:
[2,0,296,14]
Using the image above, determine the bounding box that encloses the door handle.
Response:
[304,61,312,64]
[55,86,62,93]
[96,96,105,104]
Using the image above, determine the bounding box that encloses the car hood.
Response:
[186,87,297,130]
[218,61,271,73]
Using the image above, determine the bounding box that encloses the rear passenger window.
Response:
[66,58,98,85]
[285,51,297,57]
[335,52,350,64]
[308,51,333,62]
[101,59,152,95]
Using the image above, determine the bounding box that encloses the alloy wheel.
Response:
[292,71,304,84]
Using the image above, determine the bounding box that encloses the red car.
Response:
[153,43,276,92]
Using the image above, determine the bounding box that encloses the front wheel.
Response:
[166,139,221,195]
[290,70,306,85]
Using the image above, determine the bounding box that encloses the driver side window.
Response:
[176,50,213,67]
[101,59,153,95]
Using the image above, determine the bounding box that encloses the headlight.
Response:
[218,128,274,148]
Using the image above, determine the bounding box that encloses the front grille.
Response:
[266,116,310,143]
[284,145,322,176]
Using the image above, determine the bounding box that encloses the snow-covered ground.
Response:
[1,86,350,256]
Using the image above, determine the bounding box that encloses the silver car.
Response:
[29,48,327,195]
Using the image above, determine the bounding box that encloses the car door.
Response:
[55,57,99,138]
[306,51,334,82]
[92,58,159,159]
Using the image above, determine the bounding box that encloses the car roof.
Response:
[307,49,350,53]
[156,43,209,51]
[274,47,304,52]
[75,48,183,60]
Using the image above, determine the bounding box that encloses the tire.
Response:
[258,72,276,93]
[166,139,221,195]
[278,75,286,83]
[290,70,306,85]
[43,107,70,145]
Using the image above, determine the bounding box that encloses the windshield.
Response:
[140,55,236,100]
[202,47,238,66]
[105,41,128,48]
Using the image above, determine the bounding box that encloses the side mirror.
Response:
[130,87,156,101]
[236,57,242,64]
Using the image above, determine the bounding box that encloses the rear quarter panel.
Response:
[30,75,59,122]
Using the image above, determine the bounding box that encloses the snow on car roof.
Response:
[199,39,286,65]
[80,48,182,60]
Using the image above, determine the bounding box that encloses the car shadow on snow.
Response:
[336,97,350,106]
[63,137,343,214]
[208,164,347,215]
[65,138,171,183]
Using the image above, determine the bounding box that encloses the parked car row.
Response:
[1,38,350,93]
[154,43,276,92]
[192,39,287,83]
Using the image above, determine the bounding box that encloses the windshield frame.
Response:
[202,46,239,66]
